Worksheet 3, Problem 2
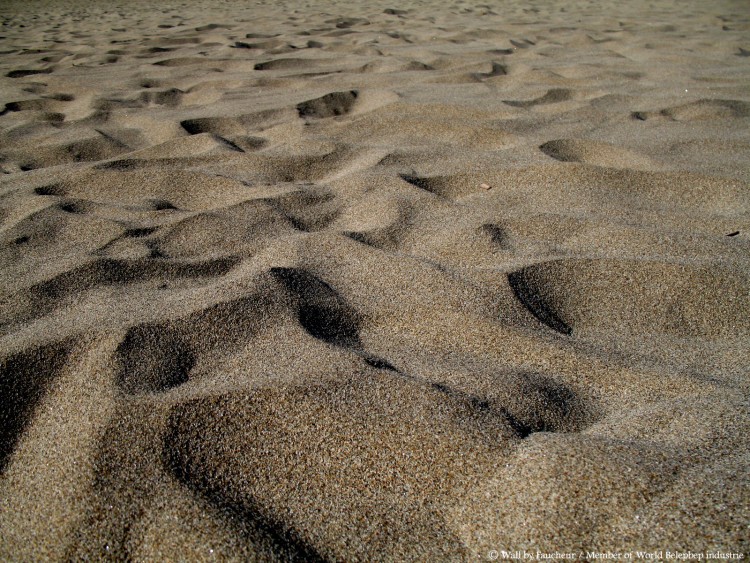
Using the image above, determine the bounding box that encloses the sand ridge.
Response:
[0,0,749,560]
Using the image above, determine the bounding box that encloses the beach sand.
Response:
[0,0,749,559]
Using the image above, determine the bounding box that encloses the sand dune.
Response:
[1,0,749,560]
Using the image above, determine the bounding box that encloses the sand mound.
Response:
[296,91,359,119]
[539,139,654,169]
[509,259,750,338]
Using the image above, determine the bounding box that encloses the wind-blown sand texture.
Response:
[1,0,749,559]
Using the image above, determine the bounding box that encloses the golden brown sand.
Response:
[1,0,749,560]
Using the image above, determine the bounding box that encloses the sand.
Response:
[0,0,748,560]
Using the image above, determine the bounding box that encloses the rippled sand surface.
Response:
[1,0,749,559]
